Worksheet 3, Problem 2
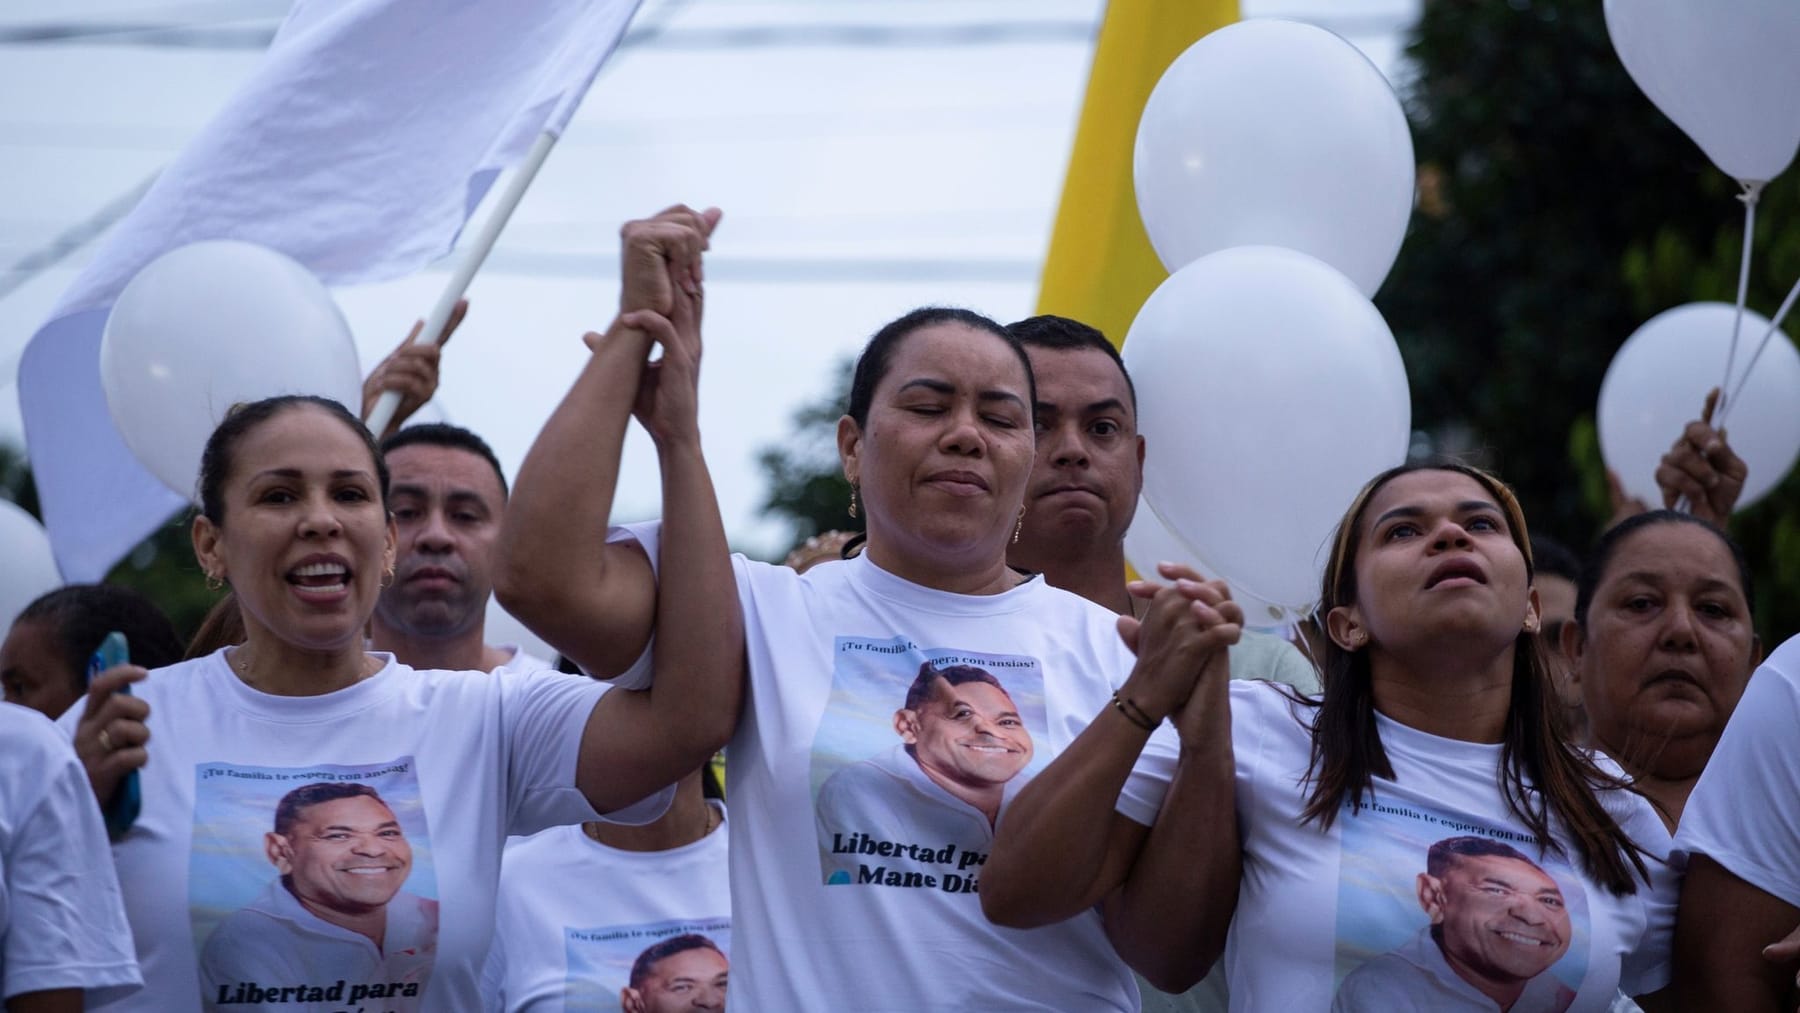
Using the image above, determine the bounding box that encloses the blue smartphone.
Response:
[87,632,141,841]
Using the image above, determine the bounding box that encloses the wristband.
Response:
[1110,692,1159,732]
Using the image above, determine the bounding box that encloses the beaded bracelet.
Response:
[1110,692,1158,732]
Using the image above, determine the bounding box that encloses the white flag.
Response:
[20,0,642,581]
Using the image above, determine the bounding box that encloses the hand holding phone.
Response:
[86,632,143,841]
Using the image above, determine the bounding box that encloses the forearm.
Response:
[982,704,1154,928]
[1105,682,1238,991]
[496,319,656,674]
[643,436,744,767]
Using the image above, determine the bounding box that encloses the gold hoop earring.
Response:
[382,562,397,588]
[847,484,859,520]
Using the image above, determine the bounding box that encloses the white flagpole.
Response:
[364,128,558,438]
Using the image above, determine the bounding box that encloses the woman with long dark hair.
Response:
[985,463,1677,1011]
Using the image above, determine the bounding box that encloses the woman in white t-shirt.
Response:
[499,206,1239,1010]
[60,385,741,1010]
[1561,509,1759,830]
[986,463,1679,1012]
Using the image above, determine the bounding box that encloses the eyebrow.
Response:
[897,377,1028,411]
[252,468,374,483]
[390,484,491,505]
[1035,397,1130,417]
[1371,499,1501,529]
[321,819,401,831]
[1615,572,1738,595]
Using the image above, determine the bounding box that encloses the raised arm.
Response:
[1102,583,1241,991]
[982,568,1241,989]
[575,236,746,812]
[494,207,718,677]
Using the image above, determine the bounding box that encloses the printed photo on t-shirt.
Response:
[189,757,440,1012]
[563,918,731,1012]
[1329,799,1591,1013]
[811,635,1049,893]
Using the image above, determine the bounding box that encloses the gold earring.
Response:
[205,571,224,592]
[848,484,859,520]
[1012,506,1025,544]
[382,562,397,588]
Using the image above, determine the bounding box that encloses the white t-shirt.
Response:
[1,702,140,1003]
[482,801,730,1012]
[1138,681,1677,1013]
[1674,633,1800,907]
[1229,629,1319,694]
[682,537,1171,1011]
[200,881,438,1009]
[492,645,557,676]
[58,651,672,1012]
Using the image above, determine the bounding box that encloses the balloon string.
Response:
[1718,180,1761,419]
[1716,271,1800,430]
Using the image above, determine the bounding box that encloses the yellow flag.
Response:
[1035,0,1239,347]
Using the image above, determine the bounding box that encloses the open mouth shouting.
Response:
[288,555,352,602]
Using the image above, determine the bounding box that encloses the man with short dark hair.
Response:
[373,424,550,673]
[1333,836,1576,1012]
[1005,315,1317,687]
[621,934,728,1013]
[199,782,439,1006]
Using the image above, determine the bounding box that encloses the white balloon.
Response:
[0,500,62,628]
[1133,18,1415,295]
[1605,0,1800,185]
[1599,302,1800,511]
[101,241,363,500]
[1123,246,1411,614]
[1121,496,1298,628]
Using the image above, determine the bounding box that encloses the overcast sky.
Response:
[1,0,1420,563]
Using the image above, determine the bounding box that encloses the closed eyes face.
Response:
[1576,523,1758,755]
[840,323,1035,569]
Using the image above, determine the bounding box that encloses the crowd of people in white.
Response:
[2,206,1795,1013]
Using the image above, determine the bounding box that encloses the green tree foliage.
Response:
[757,357,862,548]
[1377,0,1800,639]
[2,443,220,643]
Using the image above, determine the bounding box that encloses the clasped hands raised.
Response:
[1117,562,1243,746]
[597,204,723,448]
